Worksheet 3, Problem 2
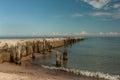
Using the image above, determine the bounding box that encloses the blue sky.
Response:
[0,0,120,36]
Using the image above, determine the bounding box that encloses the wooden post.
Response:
[48,42,52,52]
[63,48,68,67]
[63,48,68,60]
[56,51,61,67]
[43,39,46,54]
[16,42,22,64]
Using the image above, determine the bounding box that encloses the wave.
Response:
[41,65,120,80]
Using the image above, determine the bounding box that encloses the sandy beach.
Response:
[0,62,73,80]
[0,62,106,80]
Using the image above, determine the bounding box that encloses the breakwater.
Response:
[0,38,84,64]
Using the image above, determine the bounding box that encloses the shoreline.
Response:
[0,38,119,80]
[0,37,89,80]
[0,50,119,80]
[21,52,119,80]
[0,50,106,80]
[0,61,106,80]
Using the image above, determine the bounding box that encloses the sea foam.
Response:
[41,65,120,80]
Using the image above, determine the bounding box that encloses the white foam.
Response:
[41,65,120,80]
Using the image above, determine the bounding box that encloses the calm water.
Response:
[34,37,120,75]
[67,37,120,75]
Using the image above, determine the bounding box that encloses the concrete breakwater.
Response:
[0,38,84,64]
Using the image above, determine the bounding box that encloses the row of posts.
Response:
[0,38,83,64]
[56,48,68,67]
[56,38,84,67]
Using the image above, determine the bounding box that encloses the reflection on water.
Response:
[42,54,47,65]
[63,60,68,68]
[63,47,68,68]
[34,47,69,67]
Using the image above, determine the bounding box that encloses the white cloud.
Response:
[99,32,120,36]
[51,32,60,36]
[99,32,105,35]
[88,9,120,19]
[71,13,83,17]
[111,9,120,19]
[82,0,111,9]
[75,31,90,36]
[80,31,89,35]
[113,3,120,8]
[90,12,111,16]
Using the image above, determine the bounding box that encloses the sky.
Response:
[0,0,120,37]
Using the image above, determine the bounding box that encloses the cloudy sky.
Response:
[0,0,120,36]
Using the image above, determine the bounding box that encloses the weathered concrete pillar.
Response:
[56,51,61,67]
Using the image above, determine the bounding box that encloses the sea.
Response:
[29,37,120,80]
[0,36,120,79]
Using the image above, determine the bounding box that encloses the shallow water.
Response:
[31,37,120,76]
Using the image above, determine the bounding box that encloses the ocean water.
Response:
[67,37,120,75]
[33,37,120,76]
